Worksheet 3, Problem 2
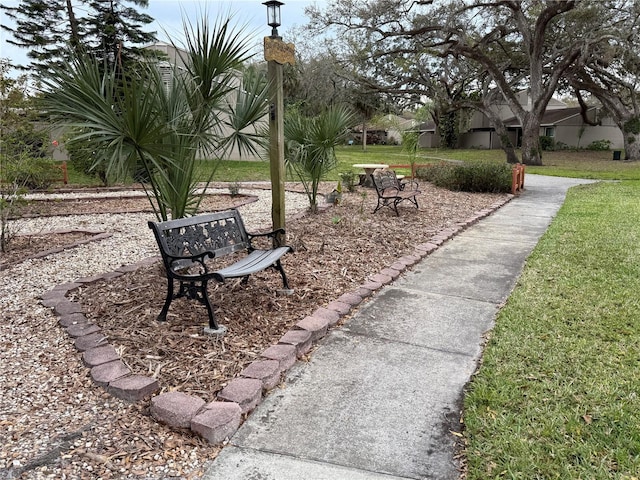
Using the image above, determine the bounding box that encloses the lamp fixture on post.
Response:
[263,0,283,38]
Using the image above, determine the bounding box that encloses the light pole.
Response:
[263,0,294,245]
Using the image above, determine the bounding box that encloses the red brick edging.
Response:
[39,196,513,444]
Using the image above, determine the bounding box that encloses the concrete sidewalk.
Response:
[202,175,593,480]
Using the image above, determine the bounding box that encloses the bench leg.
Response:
[392,198,400,216]
[372,198,383,214]
[182,280,221,330]
[199,279,220,330]
[274,259,291,290]
[158,277,222,330]
[158,277,174,322]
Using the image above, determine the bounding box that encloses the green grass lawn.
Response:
[60,145,640,185]
[464,181,640,478]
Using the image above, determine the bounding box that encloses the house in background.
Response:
[501,107,623,150]
[420,90,624,150]
[417,121,438,148]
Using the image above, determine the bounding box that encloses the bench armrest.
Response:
[247,228,288,248]
[167,251,215,273]
[400,179,419,191]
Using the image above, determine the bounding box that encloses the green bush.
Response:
[1,126,49,159]
[539,135,555,151]
[417,161,512,193]
[2,155,59,190]
[586,139,612,151]
[64,134,110,185]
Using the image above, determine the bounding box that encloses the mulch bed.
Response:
[56,185,509,402]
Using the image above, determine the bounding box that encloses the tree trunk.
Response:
[361,119,368,152]
[624,132,640,160]
[520,117,543,166]
[492,119,520,164]
[622,116,640,161]
[65,0,81,56]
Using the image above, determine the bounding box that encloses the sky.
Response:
[0,0,323,72]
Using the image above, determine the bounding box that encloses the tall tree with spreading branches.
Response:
[565,1,640,160]
[0,0,156,74]
[308,0,627,165]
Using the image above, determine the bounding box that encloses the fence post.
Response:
[511,164,525,195]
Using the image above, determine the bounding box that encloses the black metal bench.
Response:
[148,210,292,334]
[370,169,420,216]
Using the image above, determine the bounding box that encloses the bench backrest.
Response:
[371,169,401,192]
[148,210,250,260]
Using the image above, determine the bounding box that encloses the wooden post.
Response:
[267,59,285,244]
[264,36,294,246]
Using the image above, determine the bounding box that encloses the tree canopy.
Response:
[308,0,640,164]
[1,0,156,74]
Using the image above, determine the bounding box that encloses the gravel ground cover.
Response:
[1,183,508,479]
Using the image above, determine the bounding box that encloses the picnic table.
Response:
[352,163,389,187]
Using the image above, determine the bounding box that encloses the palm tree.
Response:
[285,105,355,213]
[41,16,269,221]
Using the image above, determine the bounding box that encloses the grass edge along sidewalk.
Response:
[463,181,640,479]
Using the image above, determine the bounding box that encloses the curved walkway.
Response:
[203,175,594,480]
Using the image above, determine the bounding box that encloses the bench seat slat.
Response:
[214,247,291,279]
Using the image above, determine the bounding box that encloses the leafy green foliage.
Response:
[1,155,58,190]
[586,139,612,151]
[285,105,356,212]
[41,15,269,221]
[63,131,110,185]
[539,135,555,151]
[401,129,420,172]
[339,171,358,192]
[417,161,512,193]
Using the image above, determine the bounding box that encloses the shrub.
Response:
[539,135,555,151]
[1,126,48,159]
[417,161,512,193]
[0,152,35,251]
[2,155,58,190]
[339,171,358,192]
[285,105,355,213]
[587,139,612,151]
[64,133,111,185]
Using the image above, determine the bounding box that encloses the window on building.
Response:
[545,127,555,137]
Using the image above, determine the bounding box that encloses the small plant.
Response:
[0,153,32,252]
[401,130,420,178]
[331,215,341,225]
[285,105,356,213]
[359,191,367,214]
[228,182,241,196]
[339,171,358,192]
